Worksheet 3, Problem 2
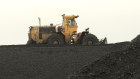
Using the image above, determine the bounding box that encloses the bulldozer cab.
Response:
[61,14,79,43]
[62,14,78,35]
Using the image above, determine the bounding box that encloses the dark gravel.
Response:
[69,35,140,79]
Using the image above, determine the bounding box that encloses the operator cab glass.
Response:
[68,18,74,26]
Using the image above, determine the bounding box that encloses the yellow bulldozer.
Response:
[27,14,107,45]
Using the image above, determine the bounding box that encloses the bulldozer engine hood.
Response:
[39,27,56,33]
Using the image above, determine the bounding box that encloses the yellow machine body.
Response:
[27,14,105,45]
[28,15,81,44]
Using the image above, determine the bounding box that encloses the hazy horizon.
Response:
[0,0,140,45]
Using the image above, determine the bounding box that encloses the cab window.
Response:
[68,19,74,26]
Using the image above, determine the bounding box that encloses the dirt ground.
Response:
[0,41,130,79]
[69,35,140,79]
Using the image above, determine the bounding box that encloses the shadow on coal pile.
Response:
[69,34,140,79]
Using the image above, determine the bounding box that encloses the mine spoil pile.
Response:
[70,35,140,79]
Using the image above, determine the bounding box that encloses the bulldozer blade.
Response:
[99,37,107,45]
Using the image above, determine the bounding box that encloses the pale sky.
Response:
[0,0,140,45]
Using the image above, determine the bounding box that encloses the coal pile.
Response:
[129,34,140,49]
[69,35,140,79]
[0,42,130,79]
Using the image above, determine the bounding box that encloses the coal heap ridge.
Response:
[70,34,140,79]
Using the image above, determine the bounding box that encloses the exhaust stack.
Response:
[38,17,41,27]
